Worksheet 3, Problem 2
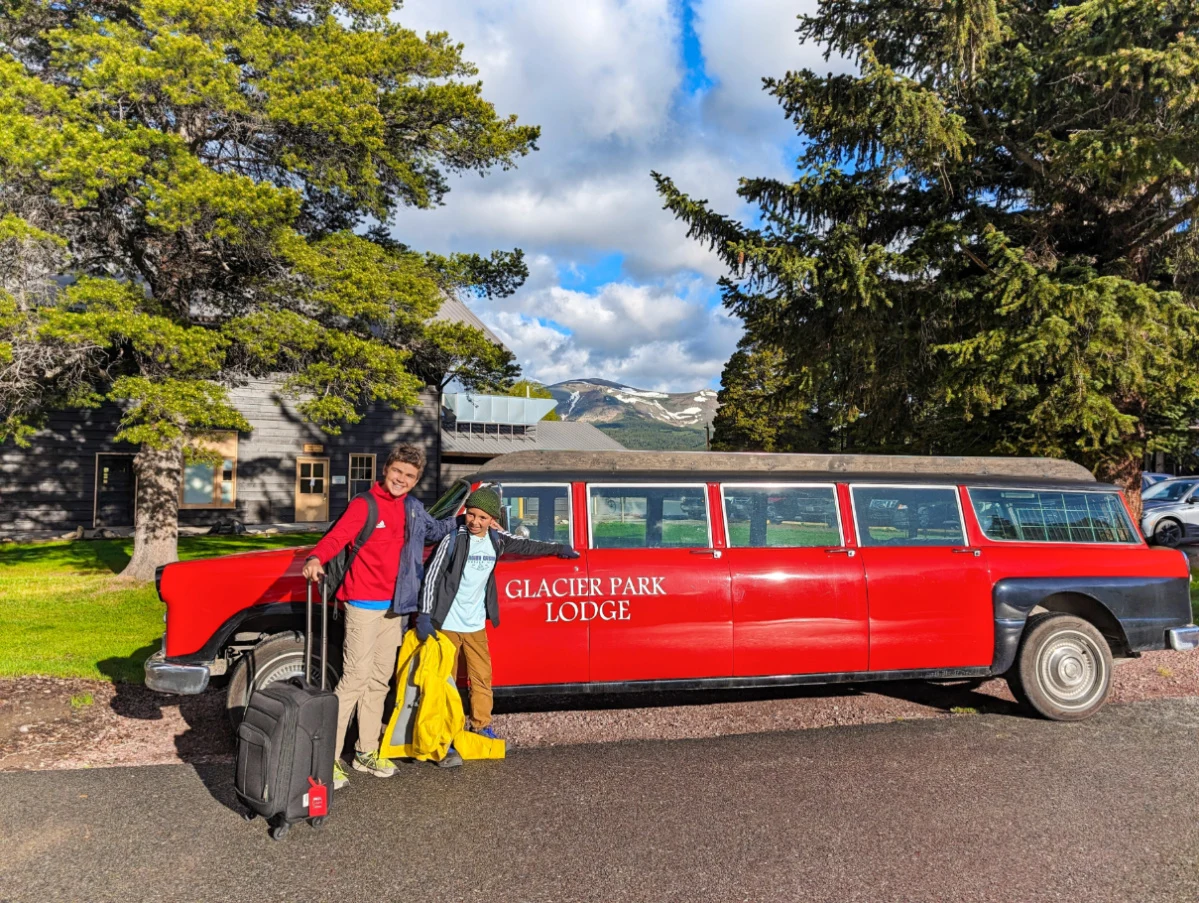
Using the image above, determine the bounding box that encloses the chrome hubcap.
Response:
[1037,630,1106,711]
[249,651,338,696]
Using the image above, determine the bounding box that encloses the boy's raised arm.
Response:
[497,529,579,559]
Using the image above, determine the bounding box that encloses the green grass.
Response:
[726,523,841,548]
[592,519,709,548]
[0,533,321,684]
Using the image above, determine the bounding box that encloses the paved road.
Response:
[3,699,1199,903]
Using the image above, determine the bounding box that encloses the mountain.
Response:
[546,379,718,450]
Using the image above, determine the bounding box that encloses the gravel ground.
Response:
[2,648,1196,771]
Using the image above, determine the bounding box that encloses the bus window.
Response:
[497,483,572,543]
[969,488,1137,543]
[722,484,841,548]
[427,478,472,519]
[589,485,710,549]
[851,485,965,547]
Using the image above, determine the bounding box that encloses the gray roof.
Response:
[441,421,625,456]
[476,450,1098,484]
[433,293,505,348]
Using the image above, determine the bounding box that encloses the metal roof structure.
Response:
[433,294,505,347]
[475,450,1100,485]
[441,421,626,456]
[443,392,557,426]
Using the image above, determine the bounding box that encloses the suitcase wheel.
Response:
[309,816,326,830]
[269,822,291,841]
[241,809,257,822]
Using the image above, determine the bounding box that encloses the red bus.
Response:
[146,451,1199,722]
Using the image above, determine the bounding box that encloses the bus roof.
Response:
[473,450,1100,485]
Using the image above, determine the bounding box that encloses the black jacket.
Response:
[419,525,569,629]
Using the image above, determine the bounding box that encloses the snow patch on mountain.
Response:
[547,378,719,429]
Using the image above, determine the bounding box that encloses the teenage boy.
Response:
[417,487,579,739]
[303,444,455,790]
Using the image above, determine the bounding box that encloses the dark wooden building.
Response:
[0,293,626,538]
[0,378,442,538]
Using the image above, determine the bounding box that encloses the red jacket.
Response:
[310,482,407,602]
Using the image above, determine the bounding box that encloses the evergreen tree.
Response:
[655,0,1199,512]
[0,0,537,577]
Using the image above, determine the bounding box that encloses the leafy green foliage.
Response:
[0,0,537,569]
[656,0,1199,499]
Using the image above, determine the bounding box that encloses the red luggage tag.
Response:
[306,776,328,817]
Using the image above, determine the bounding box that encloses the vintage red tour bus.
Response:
[146,451,1199,722]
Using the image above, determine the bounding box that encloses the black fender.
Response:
[991,576,1192,673]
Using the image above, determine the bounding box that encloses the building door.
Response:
[94,454,136,527]
[295,457,330,522]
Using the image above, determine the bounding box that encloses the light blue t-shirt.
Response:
[441,533,497,633]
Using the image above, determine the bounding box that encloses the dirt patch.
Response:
[0,676,231,771]
[2,649,1197,771]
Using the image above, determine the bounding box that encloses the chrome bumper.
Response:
[144,650,211,695]
[1167,626,1199,652]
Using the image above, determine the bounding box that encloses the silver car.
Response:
[1141,477,1199,546]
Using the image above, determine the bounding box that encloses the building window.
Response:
[348,454,376,498]
[179,431,238,509]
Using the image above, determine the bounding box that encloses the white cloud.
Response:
[478,277,742,392]
[388,1,842,389]
[693,0,853,132]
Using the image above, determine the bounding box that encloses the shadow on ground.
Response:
[493,677,1027,718]
[97,650,240,813]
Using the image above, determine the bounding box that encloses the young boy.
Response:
[416,487,578,741]
[302,444,455,790]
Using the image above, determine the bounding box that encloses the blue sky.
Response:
[388,0,844,391]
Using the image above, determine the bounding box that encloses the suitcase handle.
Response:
[304,578,330,690]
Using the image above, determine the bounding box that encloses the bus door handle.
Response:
[690,549,722,559]
[825,548,855,558]
[953,548,982,557]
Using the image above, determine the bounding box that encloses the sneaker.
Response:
[474,725,501,740]
[332,761,350,790]
[352,750,398,778]
[435,746,464,769]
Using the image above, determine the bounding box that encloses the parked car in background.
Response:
[1141,477,1199,547]
[1142,472,1173,492]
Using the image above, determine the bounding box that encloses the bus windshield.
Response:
[428,478,472,519]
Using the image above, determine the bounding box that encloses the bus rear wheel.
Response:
[226,631,342,728]
[1008,613,1112,722]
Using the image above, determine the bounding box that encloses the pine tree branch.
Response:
[1133,193,1199,253]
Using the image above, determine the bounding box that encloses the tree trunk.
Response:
[1100,455,1143,523]
[121,440,184,582]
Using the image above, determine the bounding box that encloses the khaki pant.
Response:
[334,606,405,757]
[442,628,494,730]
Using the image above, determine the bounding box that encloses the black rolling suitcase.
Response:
[235,579,339,840]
